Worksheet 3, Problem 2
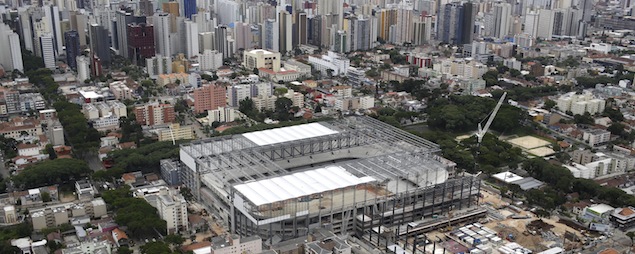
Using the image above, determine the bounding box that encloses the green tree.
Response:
[544,99,556,110]
[274,87,288,96]
[141,242,173,254]
[274,97,293,121]
[627,231,635,246]
[12,159,91,189]
[164,234,185,245]
[41,192,51,202]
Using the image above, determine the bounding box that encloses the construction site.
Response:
[178,116,483,244]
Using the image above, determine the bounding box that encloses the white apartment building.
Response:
[146,55,172,79]
[199,49,223,71]
[308,51,350,76]
[583,129,611,147]
[142,187,188,234]
[359,96,375,109]
[252,95,277,111]
[284,89,304,108]
[433,58,487,79]
[208,107,236,123]
[76,56,90,82]
[109,81,133,100]
[557,92,606,115]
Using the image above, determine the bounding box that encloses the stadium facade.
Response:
[179,116,481,242]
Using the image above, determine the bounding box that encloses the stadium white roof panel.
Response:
[234,166,376,206]
[242,122,338,146]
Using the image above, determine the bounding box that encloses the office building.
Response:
[261,19,279,52]
[308,51,350,76]
[193,83,226,114]
[89,24,111,67]
[64,31,81,70]
[39,34,56,69]
[157,123,194,142]
[183,0,196,19]
[438,2,475,45]
[242,49,281,72]
[279,10,293,54]
[127,23,155,65]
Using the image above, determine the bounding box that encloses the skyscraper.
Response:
[493,3,512,39]
[0,24,24,71]
[278,10,293,54]
[64,30,80,70]
[215,25,229,59]
[89,24,111,67]
[115,9,146,57]
[294,12,308,47]
[127,23,155,65]
[261,19,279,52]
[39,34,56,69]
[412,16,433,45]
[183,0,196,19]
[185,20,199,58]
[438,2,475,45]
[154,13,172,57]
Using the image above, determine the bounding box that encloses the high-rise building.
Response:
[394,5,414,45]
[183,0,196,19]
[261,19,279,52]
[537,9,555,40]
[127,23,155,65]
[193,83,226,114]
[44,5,64,56]
[0,24,24,72]
[115,9,146,57]
[89,24,111,67]
[184,20,199,58]
[154,13,172,57]
[77,55,90,81]
[308,16,322,47]
[438,2,475,45]
[69,12,88,46]
[215,25,229,59]
[524,10,540,38]
[278,10,293,54]
[215,0,240,25]
[198,32,215,52]
[412,16,433,45]
[493,3,512,39]
[294,12,308,46]
[39,34,56,69]
[198,49,223,71]
[146,55,172,78]
[64,30,80,70]
[349,17,371,51]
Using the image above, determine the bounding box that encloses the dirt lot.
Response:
[481,189,584,251]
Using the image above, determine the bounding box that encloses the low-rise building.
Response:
[75,180,96,200]
[61,240,112,254]
[30,198,107,231]
[611,207,635,229]
[157,123,194,142]
[0,117,43,139]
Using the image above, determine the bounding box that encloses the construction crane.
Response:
[475,92,507,145]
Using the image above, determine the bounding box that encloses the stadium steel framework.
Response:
[179,116,481,242]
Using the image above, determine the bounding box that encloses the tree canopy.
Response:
[427,95,526,134]
[102,187,167,238]
[53,100,101,157]
[12,158,91,189]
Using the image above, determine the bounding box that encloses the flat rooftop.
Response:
[234,166,376,206]
[242,122,338,146]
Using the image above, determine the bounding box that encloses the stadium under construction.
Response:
[178,116,482,243]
